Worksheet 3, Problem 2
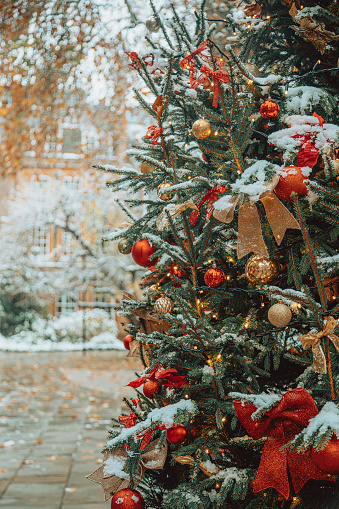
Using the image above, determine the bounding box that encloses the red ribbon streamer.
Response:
[126,52,154,71]
[127,364,187,390]
[233,388,330,499]
[191,65,229,108]
[118,412,137,429]
[135,423,168,449]
[179,40,210,86]
[144,125,164,146]
[189,185,227,226]
[292,113,325,169]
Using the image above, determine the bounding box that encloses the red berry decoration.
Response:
[111,488,145,509]
[204,265,225,288]
[132,239,157,267]
[311,435,339,474]
[143,380,160,399]
[274,166,309,202]
[260,99,280,119]
[166,424,187,445]
[123,334,134,350]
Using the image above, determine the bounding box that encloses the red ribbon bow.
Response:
[127,364,187,389]
[189,185,227,226]
[233,388,330,499]
[292,112,324,169]
[179,40,210,86]
[144,125,164,145]
[191,65,229,108]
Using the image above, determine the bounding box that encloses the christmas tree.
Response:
[88,1,339,508]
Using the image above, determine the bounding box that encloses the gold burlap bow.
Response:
[213,175,300,259]
[297,316,339,374]
[87,439,168,501]
[157,200,198,231]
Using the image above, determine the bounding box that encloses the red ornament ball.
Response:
[132,239,157,267]
[143,380,160,399]
[204,266,225,288]
[274,166,309,202]
[311,435,339,474]
[111,489,145,509]
[260,99,280,119]
[166,424,187,445]
[123,334,134,350]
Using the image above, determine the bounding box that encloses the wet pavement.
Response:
[0,350,141,509]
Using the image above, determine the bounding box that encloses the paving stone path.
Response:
[0,350,141,509]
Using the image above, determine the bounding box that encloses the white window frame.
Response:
[63,175,82,191]
[32,226,50,256]
[94,292,115,318]
[56,294,78,317]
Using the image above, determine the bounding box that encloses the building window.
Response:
[56,294,78,316]
[30,175,51,194]
[94,292,114,318]
[61,231,73,256]
[63,128,81,153]
[63,175,82,190]
[32,226,50,256]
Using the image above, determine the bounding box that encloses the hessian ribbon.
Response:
[191,64,229,108]
[179,40,210,86]
[233,388,330,499]
[144,125,164,145]
[213,175,300,259]
[156,200,198,230]
[189,185,227,226]
[297,316,339,374]
[87,438,168,500]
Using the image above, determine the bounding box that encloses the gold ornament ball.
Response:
[157,182,174,201]
[245,255,279,285]
[192,118,212,139]
[154,296,174,314]
[118,238,133,254]
[268,302,292,327]
[140,163,154,174]
[146,284,160,299]
[244,62,261,77]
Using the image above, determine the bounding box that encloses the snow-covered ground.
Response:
[0,310,125,352]
[0,331,124,352]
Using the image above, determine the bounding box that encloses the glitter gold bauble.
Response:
[192,118,212,139]
[157,182,174,201]
[145,15,160,33]
[118,238,132,254]
[274,166,309,202]
[267,302,292,327]
[245,255,279,285]
[260,99,280,119]
[154,296,174,314]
